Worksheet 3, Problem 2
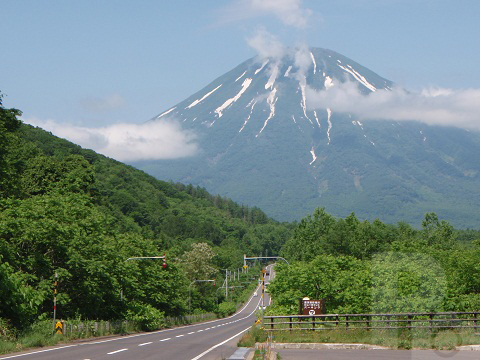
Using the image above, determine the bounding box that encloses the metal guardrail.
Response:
[263,312,480,332]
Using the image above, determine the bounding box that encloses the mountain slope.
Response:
[133,47,480,228]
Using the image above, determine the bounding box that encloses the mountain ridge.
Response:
[133,47,480,228]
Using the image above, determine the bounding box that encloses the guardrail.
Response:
[58,313,217,338]
[263,312,480,332]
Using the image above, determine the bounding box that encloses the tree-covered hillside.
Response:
[0,96,292,332]
[268,208,480,315]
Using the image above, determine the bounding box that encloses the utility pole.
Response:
[261,269,265,323]
[225,269,228,299]
[53,272,58,331]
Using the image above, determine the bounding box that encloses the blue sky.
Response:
[1,0,479,160]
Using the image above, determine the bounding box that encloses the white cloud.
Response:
[80,94,126,112]
[292,43,312,80]
[247,29,286,60]
[220,0,311,29]
[248,0,311,28]
[306,81,480,131]
[23,117,199,162]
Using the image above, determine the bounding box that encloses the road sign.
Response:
[55,321,63,335]
[302,299,325,315]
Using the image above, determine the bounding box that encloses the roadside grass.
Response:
[238,325,268,347]
[241,327,480,350]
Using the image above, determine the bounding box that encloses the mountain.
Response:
[132,47,480,228]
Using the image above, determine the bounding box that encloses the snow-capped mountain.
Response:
[132,48,480,228]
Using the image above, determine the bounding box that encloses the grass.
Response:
[238,326,480,350]
[238,325,268,347]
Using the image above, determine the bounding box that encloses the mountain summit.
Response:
[133,48,480,228]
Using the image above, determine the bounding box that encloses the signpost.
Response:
[301,298,325,315]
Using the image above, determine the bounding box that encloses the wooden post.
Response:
[312,316,315,331]
[289,316,292,331]
[336,314,339,328]
[429,313,434,333]
[346,315,349,331]
[474,313,478,332]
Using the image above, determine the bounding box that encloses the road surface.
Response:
[0,285,271,360]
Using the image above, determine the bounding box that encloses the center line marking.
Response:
[188,332,195,334]
[160,338,171,342]
[176,334,185,338]
[138,342,152,346]
[107,348,128,355]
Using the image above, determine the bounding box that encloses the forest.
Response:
[0,96,292,336]
[1,95,480,341]
[268,208,480,315]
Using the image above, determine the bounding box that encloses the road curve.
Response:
[0,285,270,360]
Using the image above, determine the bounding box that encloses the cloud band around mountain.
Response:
[306,81,480,131]
[23,117,199,162]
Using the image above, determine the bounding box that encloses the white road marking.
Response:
[138,342,152,346]
[0,288,264,360]
[0,345,77,359]
[107,348,128,355]
[190,327,251,360]
[188,332,195,334]
[176,334,185,338]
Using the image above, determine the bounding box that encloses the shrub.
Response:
[126,303,165,332]
[216,302,236,317]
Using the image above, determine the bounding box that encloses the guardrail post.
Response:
[474,313,478,332]
[346,315,349,331]
[312,316,315,331]
[429,313,434,333]
[336,315,339,328]
[289,316,292,331]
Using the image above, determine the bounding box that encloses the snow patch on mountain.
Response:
[309,146,317,165]
[186,84,222,109]
[255,60,269,74]
[338,64,376,92]
[314,110,320,127]
[299,79,313,125]
[265,63,280,90]
[284,65,292,77]
[257,88,278,137]
[235,71,247,82]
[310,51,317,75]
[157,107,176,119]
[240,99,257,133]
[214,78,252,118]
[327,108,333,144]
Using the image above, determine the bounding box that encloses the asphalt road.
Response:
[0,284,271,360]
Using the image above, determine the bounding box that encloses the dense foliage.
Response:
[0,96,292,332]
[268,208,480,315]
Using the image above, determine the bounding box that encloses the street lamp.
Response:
[122,254,167,300]
[243,254,289,267]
